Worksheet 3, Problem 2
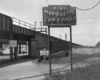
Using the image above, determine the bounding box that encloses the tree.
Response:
[96,41,100,47]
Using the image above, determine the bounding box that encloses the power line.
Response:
[60,28,65,34]
[76,0,100,11]
[16,16,100,20]
[59,29,100,37]
[46,0,49,5]
[45,0,100,11]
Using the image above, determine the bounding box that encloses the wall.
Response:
[72,47,100,54]
[30,40,38,58]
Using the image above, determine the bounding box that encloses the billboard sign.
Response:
[43,5,76,27]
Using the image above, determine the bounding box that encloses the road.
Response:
[0,60,45,80]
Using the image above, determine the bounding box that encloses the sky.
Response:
[0,0,100,46]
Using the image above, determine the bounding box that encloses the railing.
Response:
[12,17,35,30]
[12,17,47,34]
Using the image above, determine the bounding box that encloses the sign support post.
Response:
[70,26,73,70]
[48,25,52,76]
[10,47,13,61]
[9,40,17,61]
[43,5,76,73]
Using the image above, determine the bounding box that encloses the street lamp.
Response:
[60,35,61,39]
[40,21,42,31]
[34,21,37,30]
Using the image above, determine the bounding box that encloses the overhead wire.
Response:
[46,0,49,5]
[60,27,100,37]
[45,0,100,37]
[45,0,100,11]
[76,0,100,11]
[16,16,100,20]
[60,28,66,34]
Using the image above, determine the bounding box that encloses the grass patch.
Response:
[44,62,100,80]
[41,53,100,64]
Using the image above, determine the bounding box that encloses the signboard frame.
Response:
[43,5,76,27]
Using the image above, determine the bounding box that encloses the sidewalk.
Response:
[0,57,99,80]
[0,60,45,80]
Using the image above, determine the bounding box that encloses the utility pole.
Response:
[40,21,42,31]
[65,33,67,41]
[48,25,51,76]
[34,21,36,31]
[70,26,73,70]
[60,35,61,39]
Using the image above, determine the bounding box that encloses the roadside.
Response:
[0,56,31,68]
[0,60,45,80]
[44,62,100,80]
[1,52,100,80]
[37,53,100,74]
[42,53,100,80]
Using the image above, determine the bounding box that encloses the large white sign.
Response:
[40,49,49,56]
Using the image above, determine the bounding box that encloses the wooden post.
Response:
[70,26,73,70]
[10,21,13,61]
[14,47,17,59]
[10,47,13,61]
[28,40,31,58]
[48,25,52,76]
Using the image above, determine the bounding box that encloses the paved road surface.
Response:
[0,61,45,80]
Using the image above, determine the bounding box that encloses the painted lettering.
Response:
[44,9,48,14]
